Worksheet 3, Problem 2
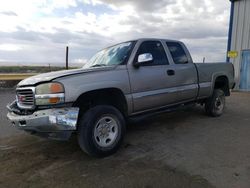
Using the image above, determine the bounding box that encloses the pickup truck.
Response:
[7,38,235,157]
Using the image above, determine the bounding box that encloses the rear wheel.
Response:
[77,105,126,157]
[205,89,225,117]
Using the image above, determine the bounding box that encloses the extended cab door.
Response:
[165,41,198,102]
[128,40,180,113]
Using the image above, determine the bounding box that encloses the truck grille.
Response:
[16,88,35,109]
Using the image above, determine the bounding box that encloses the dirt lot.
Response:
[0,90,250,188]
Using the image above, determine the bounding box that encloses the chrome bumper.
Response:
[7,103,79,133]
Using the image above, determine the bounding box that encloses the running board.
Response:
[128,102,196,122]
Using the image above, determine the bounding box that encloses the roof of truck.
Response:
[134,38,181,42]
[102,38,183,51]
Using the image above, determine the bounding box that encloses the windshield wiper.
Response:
[90,64,107,68]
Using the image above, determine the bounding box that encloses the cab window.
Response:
[166,42,189,64]
[135,41,169,65]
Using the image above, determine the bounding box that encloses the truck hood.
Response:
[17,66,115,86]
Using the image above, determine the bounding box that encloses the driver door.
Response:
[128,40,179,113]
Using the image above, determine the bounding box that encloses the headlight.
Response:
[35,82,65,105]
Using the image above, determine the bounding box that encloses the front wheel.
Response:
[77,105,126,157]
[205,89,225,117]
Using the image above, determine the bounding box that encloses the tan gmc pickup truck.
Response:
[7,38,235,157]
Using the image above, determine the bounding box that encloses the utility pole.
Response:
[66,46,69,70]
[203,57,205,63]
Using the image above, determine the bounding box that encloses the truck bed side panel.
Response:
[195,63,235,98]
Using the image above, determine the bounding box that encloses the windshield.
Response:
[83,41,135,68]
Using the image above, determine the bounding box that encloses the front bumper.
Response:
[6,101,79,140]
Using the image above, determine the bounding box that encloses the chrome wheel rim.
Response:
[94,115,119,147]
[215,96,224,111]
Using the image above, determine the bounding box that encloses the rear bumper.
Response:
[6,101,79,140]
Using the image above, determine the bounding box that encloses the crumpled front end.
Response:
[7,100,79,140]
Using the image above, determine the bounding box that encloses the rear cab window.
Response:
[166,42,189,64]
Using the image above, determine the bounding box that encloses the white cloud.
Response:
[95,0,230,61]
[0,44,22,51]
[0,0,231,64]
[41,0,77,14]
[80,0,103,6]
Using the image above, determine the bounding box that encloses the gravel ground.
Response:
[0,90,250,188]
[0,89,20,138]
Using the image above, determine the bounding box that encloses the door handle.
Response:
[167,69,175,76]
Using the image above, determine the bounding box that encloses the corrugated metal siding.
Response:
[230,0,250,89]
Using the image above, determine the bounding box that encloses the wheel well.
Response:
[214,76,230,96]
[73,88,128,116]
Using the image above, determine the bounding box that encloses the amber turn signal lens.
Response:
[49,97,60,104]
[50,83,64,93]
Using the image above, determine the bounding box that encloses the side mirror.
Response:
[134,53,153,67]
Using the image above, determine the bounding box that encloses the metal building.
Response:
[228,0,250,90]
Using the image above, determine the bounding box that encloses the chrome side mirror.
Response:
[134,53,153,67]
[138,53,153,63]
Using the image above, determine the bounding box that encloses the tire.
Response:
[77,105,126,157]
[205,89,225,117]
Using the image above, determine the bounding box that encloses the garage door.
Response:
[240,50,250,91]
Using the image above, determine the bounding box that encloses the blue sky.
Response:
[0,0,231,66]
